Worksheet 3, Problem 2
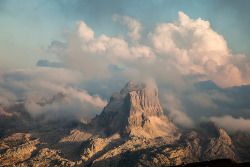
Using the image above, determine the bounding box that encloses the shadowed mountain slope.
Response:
[0,81,250,166]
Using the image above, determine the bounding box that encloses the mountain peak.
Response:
[196,121,231,142]
[93,81,178,138]
[124,84,162,117]
[120,80,145,95]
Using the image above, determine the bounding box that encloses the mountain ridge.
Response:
[0,81,250,166]
[89,80,178,139]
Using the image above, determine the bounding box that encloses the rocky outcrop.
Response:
[175,122,238,164]
[0,81,250,167]
[92,81,178,138]
[0,133,39,166]
[123,84,178,138]
[197,122,237,161]
[231,131,250,162]
[19,148,77,167]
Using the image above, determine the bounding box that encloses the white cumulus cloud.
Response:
[210,115,250,133]
[76,21,155,63]
[149,11,250,88]
[113,14,142,45]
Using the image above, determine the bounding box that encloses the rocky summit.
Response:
[91,81,178,139]
[0,81,250,166]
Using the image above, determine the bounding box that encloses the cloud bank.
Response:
[161,94,194,128]
[61,11,250,89]
[210,115,250,133]
[0,67,107,120]
[149,11,250,88]
[1,11,250,132]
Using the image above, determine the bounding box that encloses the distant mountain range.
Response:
[0,81,250,166]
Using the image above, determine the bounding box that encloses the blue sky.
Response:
[1,0,250,69]
[1,0,250,132]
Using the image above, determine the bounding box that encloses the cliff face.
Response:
[123,85,178,138]
[93,81,178,138]
[0,81,250,167]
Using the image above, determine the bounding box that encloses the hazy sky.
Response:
[1,0,250,133]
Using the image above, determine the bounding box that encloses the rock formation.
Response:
[92,81,178,138]
[0,81,250,167]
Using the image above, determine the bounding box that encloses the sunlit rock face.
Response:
[93,81,178,138]
[123,82,178,138]
[1,81,250,167]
